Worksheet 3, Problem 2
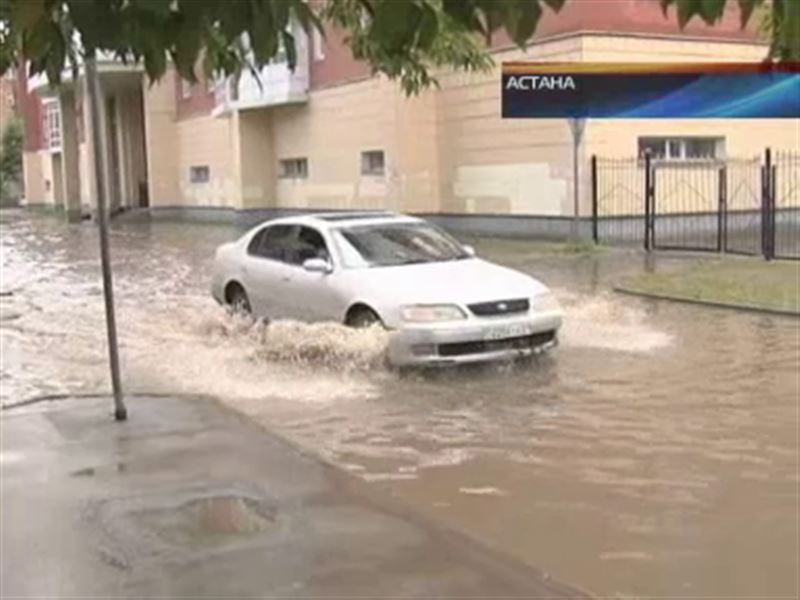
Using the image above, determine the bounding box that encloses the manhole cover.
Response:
[133,494,276,545]
[90,484,281,564]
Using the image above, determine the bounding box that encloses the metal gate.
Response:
[774,150,800,259]
[651,160,721,252]
[591,148,800,260]
[723,156,762,255]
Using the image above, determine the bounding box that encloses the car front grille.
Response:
[437,330,556,357]
[467,298,530,317]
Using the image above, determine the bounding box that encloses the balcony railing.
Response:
[212,29,309,116]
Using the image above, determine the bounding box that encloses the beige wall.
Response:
[271,77,402,210]
[435,38,582,216]
[143,74,179,207]
[175,114,237,207]
[22,151,47,205]
[236,109,275,209]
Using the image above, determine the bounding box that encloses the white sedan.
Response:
[211,212,562,366]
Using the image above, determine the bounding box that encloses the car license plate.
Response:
[484,323,532,341]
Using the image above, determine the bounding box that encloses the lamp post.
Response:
[85,54,126,421]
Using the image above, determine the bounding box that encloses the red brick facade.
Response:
[309,25,371,90]
[174,71,216,120]
[14,67,44,152]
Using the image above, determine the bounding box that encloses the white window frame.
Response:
[638,136,724,162]
[43,100,62,150]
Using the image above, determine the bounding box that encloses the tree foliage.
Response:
[0,0,568,95]
[0,0,794,97]
[0,117,23,203]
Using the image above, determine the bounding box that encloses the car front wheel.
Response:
[346,306,381,328]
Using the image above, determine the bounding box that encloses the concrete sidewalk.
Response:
[1,394,588,598]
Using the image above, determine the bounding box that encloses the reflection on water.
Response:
[1,210,797,598]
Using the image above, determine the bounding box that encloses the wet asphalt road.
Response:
[1,209,798,598]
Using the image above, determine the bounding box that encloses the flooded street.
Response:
[1,209,798,599]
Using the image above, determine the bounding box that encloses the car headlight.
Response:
[533,291,561,312]
[401,304,467,323]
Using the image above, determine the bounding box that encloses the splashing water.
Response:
[557,291,673,353]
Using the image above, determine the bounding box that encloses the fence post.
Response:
[762,147,774,260]
[718,166,726,253]
[644,152,650,251]
[769,162,777,260]
[591,155,599,244]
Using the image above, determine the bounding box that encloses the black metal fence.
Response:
[591,148,800,260]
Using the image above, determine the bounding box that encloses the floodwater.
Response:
[1,209,798,599]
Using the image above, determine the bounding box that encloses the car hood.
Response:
[350,258,548,307]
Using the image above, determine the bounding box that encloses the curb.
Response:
[613,286,800,318]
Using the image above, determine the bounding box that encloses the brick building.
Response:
[17,0,799,233]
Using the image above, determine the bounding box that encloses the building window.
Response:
[279,157,309,179]
[189,165,210,183]
[638,137,724,161]
[361,150,385,176]
[312,28,325,62]
[43,100,62,150]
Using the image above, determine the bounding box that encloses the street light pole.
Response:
[85,54,127,421]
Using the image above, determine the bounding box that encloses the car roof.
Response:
[255,211,423,231]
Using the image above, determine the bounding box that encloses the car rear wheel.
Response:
[227,284,251,315]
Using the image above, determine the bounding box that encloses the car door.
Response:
[281,225,346,322]
[240,225,297,318]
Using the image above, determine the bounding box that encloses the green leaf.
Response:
[737,0,761,28]
[509,0,542,45]
[776,0,800,59]
[541,0,567,11]
[370,1,423,51]
[699,0,726,22]
[174,22,202,81]
[143,47,166,81]
[676,0,701,27]
[442,0,484,33]
[11,0,45,31]
[250,4,278,65]
[281,29,296,69]
[131,0,172,17]
[415,3,439,50]
[44,21,66,85]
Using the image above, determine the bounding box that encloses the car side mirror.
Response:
[303,257,333,274]
[462,245,476,257]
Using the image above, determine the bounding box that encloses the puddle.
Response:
[3,211,798,599]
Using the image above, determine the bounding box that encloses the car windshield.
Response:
[334,222,470,268]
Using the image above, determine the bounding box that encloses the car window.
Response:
[293,226,330,265]
[247,225,296,262]
[334,222,468,268]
